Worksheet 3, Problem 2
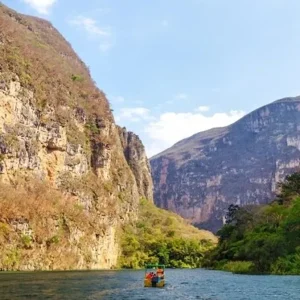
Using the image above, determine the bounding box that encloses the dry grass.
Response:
[0,3,112,123]
[0,179,107,270]
[0,180,92,238]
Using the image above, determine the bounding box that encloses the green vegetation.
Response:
[204,172,300,275]
[71,74,84,82]
[20,234,32,249]
[119,199,216,269]
[220,261,254,274]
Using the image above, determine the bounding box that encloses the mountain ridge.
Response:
[151,96,300,232]
[152,96,300,160]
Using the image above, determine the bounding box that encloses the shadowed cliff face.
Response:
[151,97,300,232]
[118,127,154,202]
[0,3,153,270]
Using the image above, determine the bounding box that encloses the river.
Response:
[0,269,299,299]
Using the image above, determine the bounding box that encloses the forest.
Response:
[203,173,300,274]
[119,198,216,269]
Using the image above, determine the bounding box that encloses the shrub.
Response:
[71,74,84,82]
[21,234,32,249]
[221,261,254,274]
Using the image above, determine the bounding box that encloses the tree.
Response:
[225,204,240,225]
[277,172,300,204]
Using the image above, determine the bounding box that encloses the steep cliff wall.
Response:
[118,127,153,201]
[0,4,150,270]
[151,97,300,232]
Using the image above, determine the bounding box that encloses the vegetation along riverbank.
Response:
[203,172,300,275]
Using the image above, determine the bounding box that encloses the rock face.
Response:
[0,4,153,270]
[118,127,153,201]
[151,97,300,232]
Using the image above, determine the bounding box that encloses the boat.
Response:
[144,264,165,287]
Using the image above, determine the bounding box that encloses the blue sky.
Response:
[4,0,300,156]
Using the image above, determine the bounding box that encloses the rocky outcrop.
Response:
[118,127,154,201]
[151,97,300,232]
[0,4,151,270]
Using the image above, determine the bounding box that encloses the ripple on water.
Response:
[0,269,300,300]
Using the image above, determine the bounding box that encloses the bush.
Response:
[71,74,84,82]
[221,261,254,274]
[21,234,32,249]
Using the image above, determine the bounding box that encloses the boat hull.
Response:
[144,278,165,288]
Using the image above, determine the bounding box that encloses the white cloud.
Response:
[195,105,210,112]
[175,93,188,100]
[22,0,56,14]
[144,110,245,157]
[118,107,153,122]
[69,15,113,52]
[69,16,110,37]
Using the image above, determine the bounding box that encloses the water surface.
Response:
[0,269,299,299]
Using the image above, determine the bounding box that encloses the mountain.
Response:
[151,97,300,232]
[0,3,214,271]
[0,2,146,270]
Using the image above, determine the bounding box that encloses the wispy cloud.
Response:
[69,16,110,37]
[22,0,56,14]
[117,107,153,122]
[68,15,113,52]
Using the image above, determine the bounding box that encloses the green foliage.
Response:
[119,199,216,269]
[47,235,60,246]
[271,247,300,275]
[221,261,254,274]
[204,172,300,274]
[277,172,300,203]
[3,248,20,269]
[71,74,84,82]
[20,234,32,249]
[85,121,100,135]
[0,222,9,238]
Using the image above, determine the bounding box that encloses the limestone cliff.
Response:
[0,3,152,270]
[118,127,153,202]
[151,97,300,232]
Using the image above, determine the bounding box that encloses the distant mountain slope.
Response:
[151,97,300,232]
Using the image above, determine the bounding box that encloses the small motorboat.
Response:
[144,264,165,288]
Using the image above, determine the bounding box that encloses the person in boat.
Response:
[156,268,164,279]
[146,272,155,279]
